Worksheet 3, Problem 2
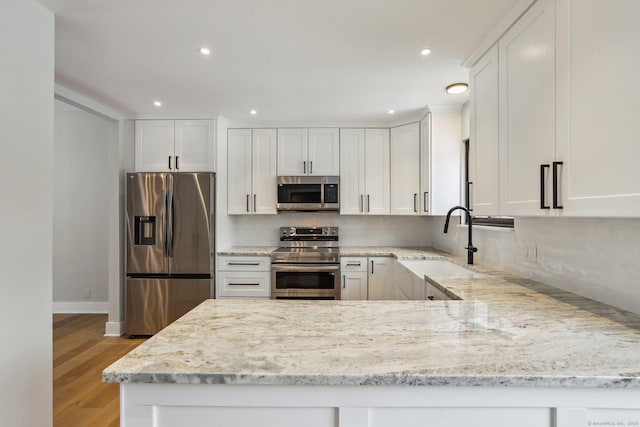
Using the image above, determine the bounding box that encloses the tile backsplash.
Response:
[428,216,640,315]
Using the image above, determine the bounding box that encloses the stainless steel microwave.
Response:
[276,176,339,211]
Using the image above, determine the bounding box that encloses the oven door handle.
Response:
[271,264,340,272]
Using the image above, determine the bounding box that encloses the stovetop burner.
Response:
[271,226,339,264]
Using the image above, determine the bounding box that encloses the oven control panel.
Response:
[280,226,338,238]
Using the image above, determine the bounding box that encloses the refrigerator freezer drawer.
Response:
[126,278,211,336]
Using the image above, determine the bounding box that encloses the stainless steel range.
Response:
[271,226,340,299]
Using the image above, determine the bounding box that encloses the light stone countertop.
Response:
[105,249,640,388]
[217,246,279,256]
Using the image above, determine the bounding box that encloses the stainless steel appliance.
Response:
[276,176,339,211]
[126,172,214,336]
[271,226,340,299]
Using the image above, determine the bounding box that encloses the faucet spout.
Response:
[443,205,478,265]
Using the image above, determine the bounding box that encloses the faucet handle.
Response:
[465,246,478,253]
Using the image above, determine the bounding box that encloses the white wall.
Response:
[53,100,117,312]
[230,213,431,247]
[428,216,640,315]
[0,0,54,425]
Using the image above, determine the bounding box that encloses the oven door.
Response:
[271,263,340,299]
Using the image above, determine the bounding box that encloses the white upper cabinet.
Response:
[277,129,308,175]
[228,129,277,215]
[555,0,640,216]
[469,44,500,216]
[135,119,216,172]
[498,0,556,216]
[277,128,339,176]
[390,122,420,215]
[429,110,462,215]
[308,128,340,176]
[340,129,390,215]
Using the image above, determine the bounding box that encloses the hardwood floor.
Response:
[53,314,145,427]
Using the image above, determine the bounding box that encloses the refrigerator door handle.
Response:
[162,189,169,256]
[167,190,175,257]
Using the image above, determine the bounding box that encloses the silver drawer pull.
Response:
[229,283,260,286]
[228,262,260,266]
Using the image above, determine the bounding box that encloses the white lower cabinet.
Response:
[341,257,393,300]
[340,257,367,300]
[217,256,270,298]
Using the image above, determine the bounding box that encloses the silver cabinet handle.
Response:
[228,262,260,266]
[360,195,364,213]
[253,194,257,212]
[413,193,418,213]
[424,191,429,213]
[342,275,346,289]
[367,194,370,213]
[229,283,260,286]
[303,161,306,174]
[246,194,250,212]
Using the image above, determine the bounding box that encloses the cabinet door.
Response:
[174,120,216,172]
[419,115,431,215]
[430,110,462,215]
[340,129,365,215]
[470,44,500,216]
[308,128,340,176]
[390,123,420,215]
[135,120,175,172]
[556,0,640,216]
[364,129,390,215]
[368,257,393,300]
[499,0,556,216]
[227,129,253,214]
[252,129,277,214]
[341,271,368,300]
[277,129,308,175]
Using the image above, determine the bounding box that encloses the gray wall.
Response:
[428,216,640,315]
[0,0,54,424]
[54,100,118,309]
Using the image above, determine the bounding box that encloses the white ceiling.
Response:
[39,0,519,125]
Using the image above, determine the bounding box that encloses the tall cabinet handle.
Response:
[303,161,306,174]
[175,156,179,170]
[246,194,250,212]
[360,195,363,213]
[552,161,564,209]
[342,275,346,289]
[168,156,172,170]
[424,192,429,213]
[310,161,313,174]
[540,164,550,209]
[371,260,374,274]
[413,193,418,213]
[253,194,257,212]
[367,195,370,213]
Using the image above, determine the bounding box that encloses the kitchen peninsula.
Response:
[104,250,640,427]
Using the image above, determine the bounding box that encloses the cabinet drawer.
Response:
[217,271,270,298]
[340,257,367,272]
[218,256,270,271]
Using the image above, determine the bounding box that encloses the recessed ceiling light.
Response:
[199,47,211,55]
[420,48,432,56]
[388,110,395,115]
[250,110,257,115]
[445,83,469,94]
[153,101,162,107]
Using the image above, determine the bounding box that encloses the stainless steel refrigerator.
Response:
[126,172,214,336]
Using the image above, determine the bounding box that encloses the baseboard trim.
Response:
[105,321,126,337]
[52,301,109,314]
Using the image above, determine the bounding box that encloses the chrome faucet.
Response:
[443,205,478,265]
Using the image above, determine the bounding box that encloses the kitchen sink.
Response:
[398,259,485,279]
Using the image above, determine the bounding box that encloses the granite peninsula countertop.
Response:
[105,249,640,388]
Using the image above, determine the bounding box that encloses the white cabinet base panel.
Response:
[120,383,640,427]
